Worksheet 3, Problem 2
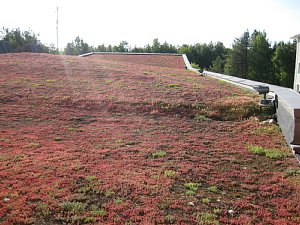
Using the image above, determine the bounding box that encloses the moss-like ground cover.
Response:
[0,53,299,224]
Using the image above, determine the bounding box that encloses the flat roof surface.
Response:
[0,53,299,224]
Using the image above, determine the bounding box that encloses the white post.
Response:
[56,6,59,51]
[293,34,300,92]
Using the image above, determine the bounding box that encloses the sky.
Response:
[1,0,300,49]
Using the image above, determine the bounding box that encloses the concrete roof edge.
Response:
[79,52,183,56]
[78,52,94,57]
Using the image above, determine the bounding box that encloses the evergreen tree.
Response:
[95,44,107,52]
[144,44,152,53]
[131,45,145,53]
[113,41,129,52]
[224,31,250,78]
[248,31,273,83]
[211,56,225,73]
[152,38,161,53]
[272,41,296,88]
[0,27,50,53]
[64,36,91,55]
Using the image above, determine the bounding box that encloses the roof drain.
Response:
[252,85,273,106]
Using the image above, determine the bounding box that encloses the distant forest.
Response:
[0,27,296,88]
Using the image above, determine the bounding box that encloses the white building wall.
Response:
[294,35,300,92]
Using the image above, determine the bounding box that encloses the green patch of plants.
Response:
[115,198,123,205]
[202,197,211,204]
[103,79,113,84]
[53,137,63,141]
[84,217,96,223]
[86,175,97,182]
[151,174,161,179]
[71,115,96,125]
[157,199,171,210]
[77,176,101,195]
[168,83,181,88]
[286,169,300,176]
[126,141,136,145]
[164,214,176,223]
[143,71,150,75]
[191,63,200,69]
[218,80,230,86]
[46,79,56,84]
[78,186,92,194]
[255,125,281,135]
[115,139,124,143]
[59,201,86,213]
[184,182,200,195]
[152,150,167,158]
[31,83,40,88]
[207,186,218,193]
[104,189,115,197]
[196,212,219,225]
[37,203,51,217]
[67,127,76,131]
[164,170,177,178]
[91,205,106,217]
[194,114,211,121]
[247,144,288,159]
[213,208,221,214]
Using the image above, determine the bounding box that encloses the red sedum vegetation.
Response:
[0,53,299,224]
[88,54,185,69]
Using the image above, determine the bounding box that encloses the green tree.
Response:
[160,41,177,53]
[224,31,250,78]
[1,28,37,50]
[64,36,91,55]
[95,44,107,52]
[113,41,129,52]
[0,27,51,53]
[178,44,191,55]
[143,44,151,53]
[179,42,227,70]
[272,41,296,88]
[248,31,273,83]
[152,38,161,53]
[210,42,228,73]
[131,45,145,52]
[211,56,225,73]
[107,45,112,52]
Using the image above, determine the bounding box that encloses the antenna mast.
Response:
[56,6,59,51]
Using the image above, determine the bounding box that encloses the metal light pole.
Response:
[56,6,59,51]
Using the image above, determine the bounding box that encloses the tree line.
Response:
[64,37,178,55]
[0,27,296,88]
[0,28,58,54]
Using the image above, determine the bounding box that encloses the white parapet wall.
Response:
[292,34,300,92]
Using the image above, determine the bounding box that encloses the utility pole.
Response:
[56,6,59,51]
